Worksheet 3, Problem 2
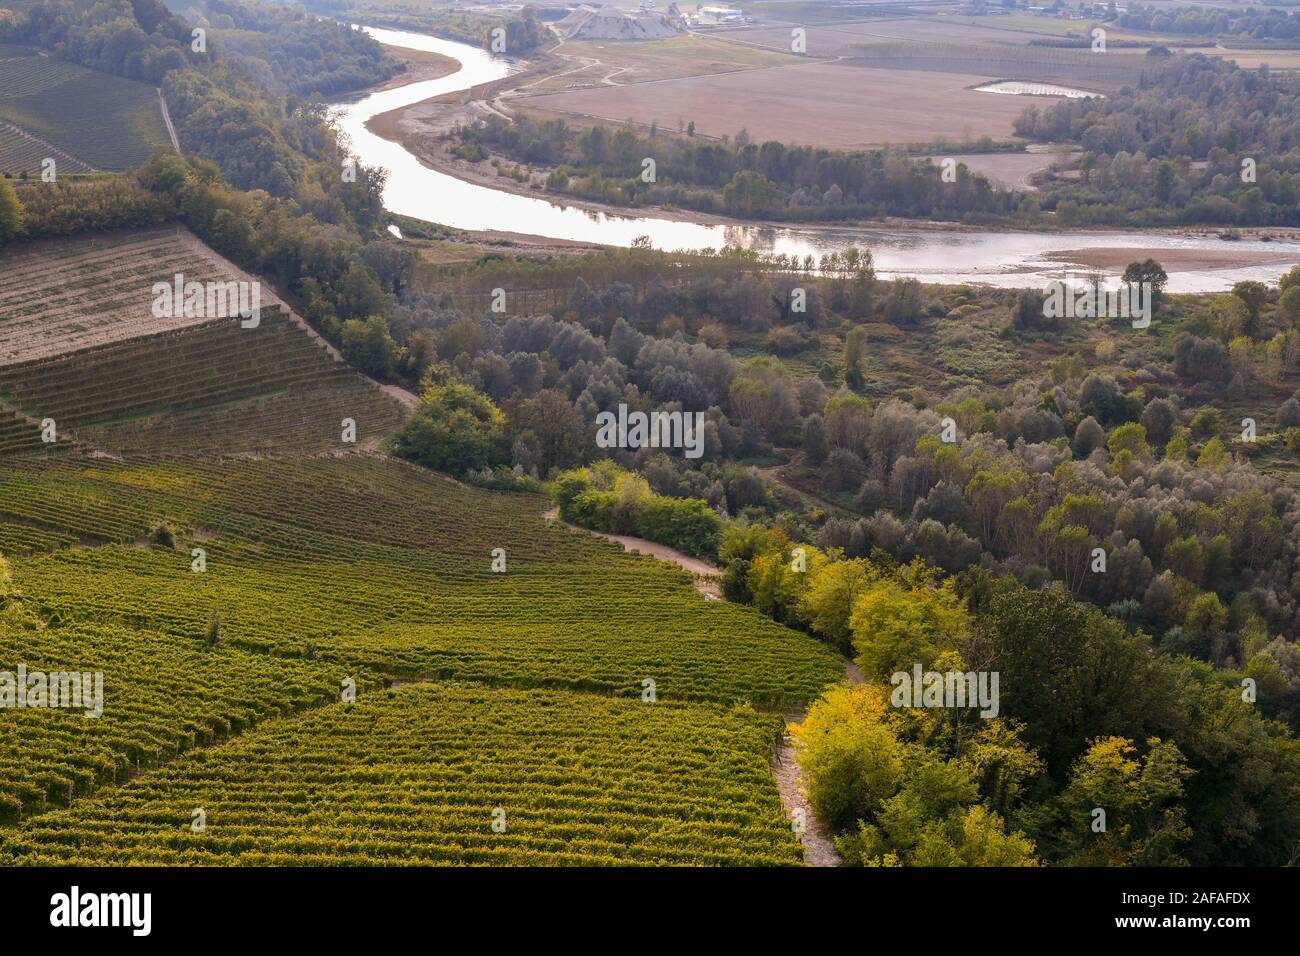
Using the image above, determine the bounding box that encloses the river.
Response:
[332,26,1299,293]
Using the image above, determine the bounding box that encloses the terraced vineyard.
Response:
[0,50,168,172]
[0,399,77,457]
[0,456,842,706]
[0,229,409,454]
[0,610,367,821]
[0,228,839,866]
[0,454,838,864]
[0,684,801,866]
[0,228,251,363]
[0,309,407,455]
[0,121,95,176]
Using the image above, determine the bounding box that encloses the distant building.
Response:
[695,6,744,24]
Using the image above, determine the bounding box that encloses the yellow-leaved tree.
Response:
[847,561,972,680]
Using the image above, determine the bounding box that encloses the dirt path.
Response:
[157,88,179,153]
[775,651,862,868]
[756,462,859,520]
[772,737,843,867]
[543,507,721,598]
[543,502,860,865]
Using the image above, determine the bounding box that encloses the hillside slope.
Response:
[0,227,409,455]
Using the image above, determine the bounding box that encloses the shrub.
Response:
[393,380,509,475]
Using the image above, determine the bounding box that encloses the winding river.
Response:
[333,26,1299,293]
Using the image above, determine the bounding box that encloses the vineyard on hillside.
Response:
[0,455,843,706]
[0,228,254,362]
[0,613,369,821]
[0,452,841,863]
[0,229,409,454]
[0,121,94,176]
[0,309,407,454]
[0,225,841,866]
[0,684,803,866]
[0,49,168,172]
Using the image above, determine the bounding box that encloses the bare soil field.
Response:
[521,60,1045,148]
[1203,48,1300,71]
[562,34,802,83]
[919,148,1077,191]
[0,227,245,365]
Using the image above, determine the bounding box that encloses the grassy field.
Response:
[0,51,169,172]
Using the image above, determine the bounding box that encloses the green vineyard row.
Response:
[0,684,803,866]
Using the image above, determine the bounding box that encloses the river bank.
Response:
[333,26,1300,291]
[367,70,1299,244]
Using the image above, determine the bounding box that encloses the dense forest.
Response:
[1117,2,1300,40]
[744,537,1299,865]
[184,0,401,95]
[1017,54,1300,226]
[378,249,1300,746]
[459,115,1018,224]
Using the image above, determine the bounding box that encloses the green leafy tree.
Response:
[1044,736,1193,866]
[798,558,877,652]
[393,380,509,475]
[1122,259,1167,311]
[1107,422,1150,457]
[849,569,971,680]
[1232,280,1269,338]
[0,177,25,246]
[843,327,869,388]
[339,315,398,379]
[792,683,907,831]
